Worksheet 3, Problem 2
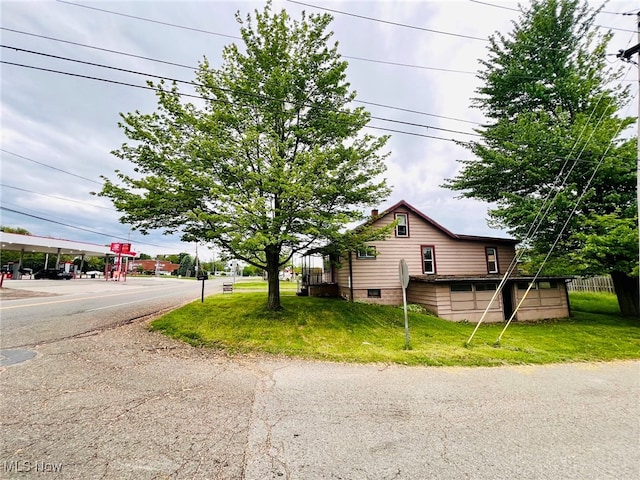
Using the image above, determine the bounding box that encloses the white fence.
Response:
[567,276,615,294]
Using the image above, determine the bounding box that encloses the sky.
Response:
[1,0,638,260]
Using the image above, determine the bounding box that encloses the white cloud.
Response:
[1,0,636,258]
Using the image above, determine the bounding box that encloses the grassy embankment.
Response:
[149,282,639,366]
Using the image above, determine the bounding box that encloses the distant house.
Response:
[129,259,179,275]
[303,200,571,323]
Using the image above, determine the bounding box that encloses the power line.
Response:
[0,184,113,211]
[468,0,636,32]
[0,27,480,124]
[354,99,478,125]
[55,0,240,40]
[367,125,459,143]
[2,19,479,76]
[291,0,636,34]
[286,0,489,41]
[1,47,481,137]
[287,0,489,42]
[0,205,168,248]
[344,54,475,75]
[0,27,195,71]
[3,58,635,158]
[1,149,103,185]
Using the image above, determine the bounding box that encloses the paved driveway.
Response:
[1,285,638,479]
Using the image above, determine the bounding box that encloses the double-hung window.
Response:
[485,247,499,273]
[421,245,436,274]
[357,246,376,259]
[395,213,409,237]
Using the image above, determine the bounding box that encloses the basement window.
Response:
[367,289,381,298]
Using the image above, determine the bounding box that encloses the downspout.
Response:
[348,251,354,302]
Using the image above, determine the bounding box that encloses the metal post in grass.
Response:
[197,273,208,302]
[399,259,411,350]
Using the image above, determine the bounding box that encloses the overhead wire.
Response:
[0,46,481,138]
[496,88,637,343]
[468,0,636,32]
[1,149,103,185]
[466,62,637,345]
[6,0,636,256]
[0,26,480,125]
[0,206,167,247]
[286,0,489,41]
[2,50,634,169]
[0,184,113,211]
[54,0,240,40]
[49,3,483,74]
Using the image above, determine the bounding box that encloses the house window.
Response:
[421,245,435,274]
[517,282,537,290]
[475,283,497,291]
[357,246,376,259]
[395,213,408,237]
[486,247,499,273]
[367,289,381,298]
[538,281,558,289]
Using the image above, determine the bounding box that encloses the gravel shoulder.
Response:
[0,287,58,300]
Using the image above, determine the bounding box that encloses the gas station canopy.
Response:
[0,232,113,257]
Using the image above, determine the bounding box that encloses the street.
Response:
[0,276,233,349]
[1,279,638,479]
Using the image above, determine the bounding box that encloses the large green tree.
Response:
[444,0,638,316]
[99,3,390,310]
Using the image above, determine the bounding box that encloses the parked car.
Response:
[1,265,13,279]
[34,269,73,280]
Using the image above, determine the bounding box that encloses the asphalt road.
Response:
[0,276,233,349]
[1,279,638,479]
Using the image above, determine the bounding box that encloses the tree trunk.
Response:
[265,246,282,311]
[611,271,639,318]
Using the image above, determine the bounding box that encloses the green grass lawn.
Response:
[149,289,640,367]
[232,279,298,291]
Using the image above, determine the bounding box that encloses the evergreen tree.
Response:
[444,0,638,316]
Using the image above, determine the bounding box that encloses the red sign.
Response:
[110,243,132,254]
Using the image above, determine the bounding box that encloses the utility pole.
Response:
[616,11,640,298]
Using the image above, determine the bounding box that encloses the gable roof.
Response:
[372,200,518,244]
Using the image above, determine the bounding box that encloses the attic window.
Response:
[395,213,408,237]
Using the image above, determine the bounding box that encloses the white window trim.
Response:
[486,247,499,274]
[395,213,409,237]
[422,245,435,274]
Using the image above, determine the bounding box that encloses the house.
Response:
[129,259,180,275]
[304,200,571,323]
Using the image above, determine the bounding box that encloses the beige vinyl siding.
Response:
[514,282,569,321]
[408,282,504,322]
[343,211,517,290]
[406,283,439,315]
[445,285,503,322]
